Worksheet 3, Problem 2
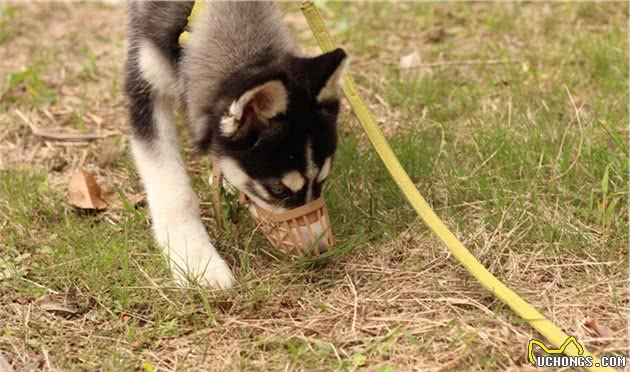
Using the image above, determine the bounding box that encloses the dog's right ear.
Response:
[219,80,288,139]
[292,48,348,103]
[312,48,348,103]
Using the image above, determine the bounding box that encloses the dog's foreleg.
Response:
[125,41,234,289]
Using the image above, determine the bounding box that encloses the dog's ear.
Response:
[297,48,348,103]
[220,80,288,138]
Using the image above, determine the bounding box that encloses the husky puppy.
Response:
[125,2,347,288]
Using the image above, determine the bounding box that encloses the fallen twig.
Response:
[15,109,117,142]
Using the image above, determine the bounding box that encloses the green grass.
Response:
[1,2,627,371]
[321,1,629,259]
[0,5,16,45]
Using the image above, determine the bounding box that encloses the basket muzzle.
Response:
[247,196,334,256]
[211,161,334,257]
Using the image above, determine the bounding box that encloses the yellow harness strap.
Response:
[178,0,204,45]
[301,2,611,371]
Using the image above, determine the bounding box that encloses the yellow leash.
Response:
[179,1,612,369]
[301,2,611,371]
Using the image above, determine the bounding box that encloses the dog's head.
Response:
[206,48,347,212]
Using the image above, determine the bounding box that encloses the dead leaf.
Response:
[34,294,78,315]
[584,318,613,338]
[67,169,108,210]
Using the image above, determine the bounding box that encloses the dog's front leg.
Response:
[125,45,234,289]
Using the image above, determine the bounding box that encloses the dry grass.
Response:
[0,2,627,371]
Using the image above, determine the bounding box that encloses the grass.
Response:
[0,2,628,371]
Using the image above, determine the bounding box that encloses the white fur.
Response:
[219,157,287,213]
[219,80,288,138]
[234,80,287,119]
[218,157,249,191]
[228,100,245,121]
[317,157,332,183]
[253,181,270,200]
[131,96,234,288]
[219,115,238,137]
[138,41,177,95]
[282,171,305,192]
[316,58,348,102]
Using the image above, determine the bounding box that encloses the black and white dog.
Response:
[125,2,347,288]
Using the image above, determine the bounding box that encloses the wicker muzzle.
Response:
[211,161,334,257]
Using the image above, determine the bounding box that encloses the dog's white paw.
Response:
[156,221,236,289]
[201,257,236,289]
[171,253,235,289]
[190,258,235,289]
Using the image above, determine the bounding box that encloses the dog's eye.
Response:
[268,183,288,195]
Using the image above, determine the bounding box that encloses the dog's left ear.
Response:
[220,80,288,138]
[230,80,288,123]
[298,48,348,103]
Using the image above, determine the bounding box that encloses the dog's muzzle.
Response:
[211,161,334,257]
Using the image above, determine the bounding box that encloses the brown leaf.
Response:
[34,294,78,314]
[67,169,108,210]
[584,318,613,338]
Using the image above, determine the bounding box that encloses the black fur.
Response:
[125,53,159,140]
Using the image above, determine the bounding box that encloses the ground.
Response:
[0,2,628,371]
